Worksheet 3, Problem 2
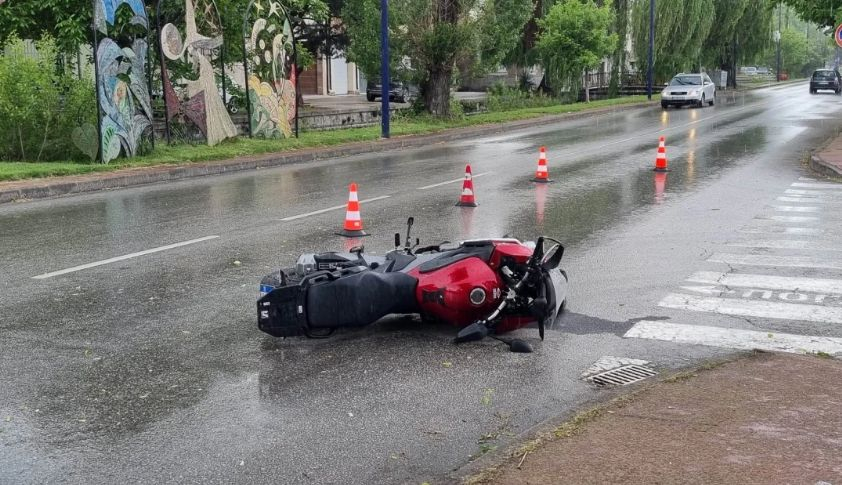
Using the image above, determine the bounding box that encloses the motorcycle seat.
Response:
[306,270,419,328]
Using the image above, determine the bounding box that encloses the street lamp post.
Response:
[380,0,390,138]
[647,0,655,100]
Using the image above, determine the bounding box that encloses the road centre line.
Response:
[708,253,842,271]
[624,320,842,356]
[687,270,842,294]
[280,195,391,221]
[659,292,842,324]
[727,239,842,252]
[32,235,220,280]
[417,172,491,190]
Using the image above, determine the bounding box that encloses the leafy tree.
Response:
[536,0,617,101]
[631,0,715,81]
[783,0,838,28]
[343,0,532,117]
[0,36,96,161]
[0,0,91,54]
[632,0,774,87]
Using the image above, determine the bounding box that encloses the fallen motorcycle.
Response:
[257,218,568,352]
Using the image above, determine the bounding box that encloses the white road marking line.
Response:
[740,227,823,235]
[768,215,819,223]
[280,196,391,221]
[659,292,842,324]
[777,196,828,203]
[687,270,842,294]
[786,189,830,195]
[728,239,842,252]
[624,320,842,356]
[773,205,821,212]
[417,172,490,190]
[782,227,823,234]
[709,253,842,270]
[32,236,220,280]
[791,182,842,190]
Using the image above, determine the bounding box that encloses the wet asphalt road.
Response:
[2,82,842,484]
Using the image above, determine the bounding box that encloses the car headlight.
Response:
[689,90,699,96]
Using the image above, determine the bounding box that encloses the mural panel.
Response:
[158,0,236,145]
[244,0,297,138]
[93,0,154,163]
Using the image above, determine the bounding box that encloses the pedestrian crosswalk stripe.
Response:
[624,320,842,356]
[791,182,842,190]
[773,205,821,212]
[687,270,842,294]
[777,197,830,203]
[786,189,833,196]
[708,253,842,270]
[768,215,819,223]
[740,227,823,235]
[727,239,842,251]
[659,293,842,324]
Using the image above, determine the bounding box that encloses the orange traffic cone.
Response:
[337,183,367,237]
[456,164,478,207]
[653,136,669,172]
[534,146,552,182]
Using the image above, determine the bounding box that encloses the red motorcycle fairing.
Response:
[408,256,502,326]
[406,242,538,329]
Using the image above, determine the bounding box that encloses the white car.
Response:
[661,73,716,109]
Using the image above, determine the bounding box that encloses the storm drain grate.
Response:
[588,364,658,387]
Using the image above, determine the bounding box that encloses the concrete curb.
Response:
[810,154,842,177]
[0,101,656,205]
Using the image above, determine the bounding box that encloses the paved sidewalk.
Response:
[466,352,842,484]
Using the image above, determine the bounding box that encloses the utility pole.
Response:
[776,3,782,82]
[380,0,390,138]
[647,0,655,100]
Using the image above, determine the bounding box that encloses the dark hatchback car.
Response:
[809,69,842,94]
[365,81,416,103]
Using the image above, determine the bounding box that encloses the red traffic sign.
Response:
[836,23,842,48]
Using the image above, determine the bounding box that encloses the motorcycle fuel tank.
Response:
[408,256,503,326]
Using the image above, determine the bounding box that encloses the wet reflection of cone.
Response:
[535,182,548,226]
[337,183,368,237]
[459,206,475,239]
[343,236,364,253]
[654,171,667,204]
[533,146,553,182]
[456,164,478,207]
[653,136,669,172]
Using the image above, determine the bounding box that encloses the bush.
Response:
[486,83,558,112]
[0,36,96,162]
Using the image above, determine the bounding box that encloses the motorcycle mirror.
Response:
[394,233,401,248]
[509,339,533,353]
[454,321,489,343]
